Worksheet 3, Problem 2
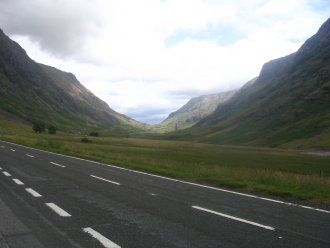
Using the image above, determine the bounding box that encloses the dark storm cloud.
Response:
[0,0,101,58]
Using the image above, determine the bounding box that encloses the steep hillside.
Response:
[0,28,145,132]
[176,18,330,148]
[153,90,236,132]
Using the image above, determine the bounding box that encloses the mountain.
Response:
[174,18,330,148]
[153,90,236,132]
[0,28,146,132]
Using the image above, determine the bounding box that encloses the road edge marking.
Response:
[90,175,121,185]
[1,140,329,214]
[50,162,66,168]
[192,205,275,231]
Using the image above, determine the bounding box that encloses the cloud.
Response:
[1,0,329,124]
[0,0,101,60]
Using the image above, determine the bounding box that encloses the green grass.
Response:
[1,120,329,204]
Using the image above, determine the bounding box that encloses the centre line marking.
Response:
[2,171,11,177]
[192,206,275,231]
[25,188,42,197]
[83,227,121,248]
[2,140,329,214]
[13,178,24,185]
[49,162,66,168]
[90,175,121,185]
[26,154,35,158]
[45,203,71,217]
[10,149,15,152]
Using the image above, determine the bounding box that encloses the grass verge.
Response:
[0,120,329,204]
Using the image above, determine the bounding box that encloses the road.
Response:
[0,140,329,248]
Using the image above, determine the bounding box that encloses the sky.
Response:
[0,0,329,124]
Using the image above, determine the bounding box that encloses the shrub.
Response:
[32,122,46,133]
[48,125,57,134]
[89,131,99,137]
[81,137,91,143]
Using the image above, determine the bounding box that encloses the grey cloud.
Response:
[0,0,102,59]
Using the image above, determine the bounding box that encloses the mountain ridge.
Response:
[0,28,146,132]
[170,18,330,148]
[153,90,236,132]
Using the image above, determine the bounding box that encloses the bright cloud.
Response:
[0,0,329,124]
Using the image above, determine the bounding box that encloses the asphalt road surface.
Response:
[0,140,329,248]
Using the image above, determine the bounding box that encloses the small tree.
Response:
[89,131,99,137]
[81,137,91,143]
[48,125,57,134]
[32,122,46,133]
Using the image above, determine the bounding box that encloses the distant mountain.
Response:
[153,90,236,132]
[0,28,146,132]
[174,18,330,148]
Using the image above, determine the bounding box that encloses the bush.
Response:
[32,122,46,133]
[81,137,91,143]
[89,131,99,137]
[48,125,57,134]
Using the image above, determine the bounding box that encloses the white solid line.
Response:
[83,227,121,248]
[192,206,275,231]
[1,140,329,214]
[45,203,71,217]
[49,162,66,168]
[25,188,42,197]
[26,154,35,158]
[13,178,24,185]
[90,175,121,185]
[10,149,15,151]
[2,171,11,177]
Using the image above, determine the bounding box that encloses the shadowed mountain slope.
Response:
[0,28,146,132]
[173,18,330,148]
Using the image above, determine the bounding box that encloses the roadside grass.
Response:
[0,120,329,204]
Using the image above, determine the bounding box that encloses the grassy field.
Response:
[0,119,329,204]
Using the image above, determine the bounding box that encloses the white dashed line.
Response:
[1,140,329,214]
[25,188,42,197]
[149,193,157,196]
[10,149,15,152]
[0,145,4,148]
[192,206,275,231]
[83,227,121,248]
[12,178,24,185]
[26,154,35,158]
[0,167,2,170]
[49,162,66,168]
[90,175,121,185]
[45,203,71,217]
[2,171,11,177]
